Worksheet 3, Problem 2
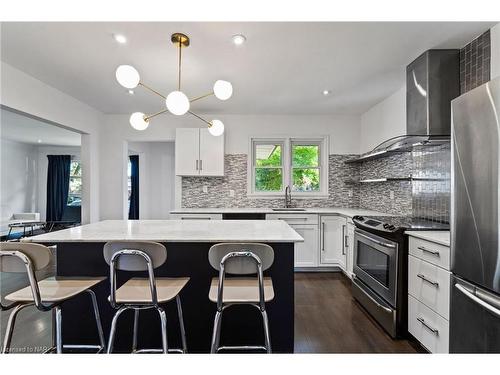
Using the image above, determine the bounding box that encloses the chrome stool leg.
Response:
[2,304,32,354]
[107,306,128,354]
[86,289,106,351]
[132,309,140,353]
[176,295,187,353]
[55,306,63,354]
[157,307,168,354]
[261,309,272,354]
[210,310,223,354]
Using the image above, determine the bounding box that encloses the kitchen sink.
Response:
[271,208,307,211]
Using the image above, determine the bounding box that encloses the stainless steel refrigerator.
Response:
[450,76,500,353]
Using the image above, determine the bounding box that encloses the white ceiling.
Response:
[0,108,81,146]
[1,22,495,115]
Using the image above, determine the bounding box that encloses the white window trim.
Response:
[247,136,329,199]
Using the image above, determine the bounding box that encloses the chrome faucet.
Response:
[284,185,292,208]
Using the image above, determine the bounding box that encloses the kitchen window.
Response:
[67,159,82,206]
[249,137,328,197]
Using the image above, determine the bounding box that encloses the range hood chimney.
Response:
[346,49,459,164]
[406,49,460,136]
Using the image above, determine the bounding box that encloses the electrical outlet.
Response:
[202,186,208,193]
[389,190,394,200]
[229,189,235,197]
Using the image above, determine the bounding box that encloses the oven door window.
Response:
[357,241,390,287]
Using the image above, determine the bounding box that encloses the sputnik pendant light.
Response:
[115,33,232,136]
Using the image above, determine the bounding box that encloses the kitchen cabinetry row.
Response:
[170,212,355,275]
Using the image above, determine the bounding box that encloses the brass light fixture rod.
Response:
[171,33,189,91]
[188,111,212,127]
[138,82,166,99]
[190,91,214,103]
[144,108,169,121]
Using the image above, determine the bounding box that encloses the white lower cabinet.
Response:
[169,213,222,220]
[289,224,319,268]
[345,222,355,277]
[408,295,449,353]
[407,234,451,353]
[319,215,347,270]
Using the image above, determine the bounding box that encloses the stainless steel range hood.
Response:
[346,49,459,164]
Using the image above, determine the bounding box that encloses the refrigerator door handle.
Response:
[455,283,500,319]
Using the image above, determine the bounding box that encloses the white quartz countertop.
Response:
[25,220,304,243]
[405,230,450,247]
[170,207,389,218]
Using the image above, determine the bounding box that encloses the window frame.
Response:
[247,136,329,198]
[252,139,285,194]
[67,158,82,206]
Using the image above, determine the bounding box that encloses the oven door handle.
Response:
[353,275,393,313]
[355,231,396,249]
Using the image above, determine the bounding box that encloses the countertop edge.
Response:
[405,230,450,247]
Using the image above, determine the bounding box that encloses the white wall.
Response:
[359,86,406,153]
[0,62,103,223]
[491,23,500,80]
[36,145,81,221]
[128,142,175,220]
[0,139,38,220]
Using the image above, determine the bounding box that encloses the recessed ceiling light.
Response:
[323,90,331,96]
[232,34,246,46]
[128,90,134,95]
[37,139,42,143]
[113,34,127,44]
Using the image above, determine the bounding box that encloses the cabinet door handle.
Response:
[417,246,440,256]
[200,159,203,170]
[417,273,439,287]
[321,222,325,251]
[196,160,199,170]
[416,317,439,335]
[342,225,346,255]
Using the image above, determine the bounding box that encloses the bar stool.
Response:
[208,242,275,353]
[0,242,106,353]
[103,241,189,354]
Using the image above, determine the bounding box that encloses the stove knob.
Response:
[354,216,364,221]
[388,225,396,231]
[383,224,390,229]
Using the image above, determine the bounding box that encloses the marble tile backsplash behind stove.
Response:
[359,153,413,216]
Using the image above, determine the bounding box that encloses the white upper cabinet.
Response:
[199,129,224,176]
[175,128,200,176]
[320,215,347,269]
[175,128,224,176]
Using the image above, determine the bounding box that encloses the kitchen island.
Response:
[26,220,303,353]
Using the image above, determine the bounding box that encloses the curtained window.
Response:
[128,155,139,219]
[46,155,71,221]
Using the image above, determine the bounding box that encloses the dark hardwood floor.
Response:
[1,268,422,353]
[294,272,422,353]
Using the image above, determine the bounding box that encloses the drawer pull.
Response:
[418,246,440,256]
[417,273,439,287]
[279,217,308,221]
[417,317,439,335]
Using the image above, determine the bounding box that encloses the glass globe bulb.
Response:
[209,119,225,136]
[116,65,140,89]
[166,91,190,115]
[213,80,233,101]
[129,112,149,131]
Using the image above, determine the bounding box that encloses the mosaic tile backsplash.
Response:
[182,154,360,209]
[412,144,451,222]
[460,29,491,94]
[182,153,416,216]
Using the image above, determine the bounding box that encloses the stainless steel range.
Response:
[351,215,449,338]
